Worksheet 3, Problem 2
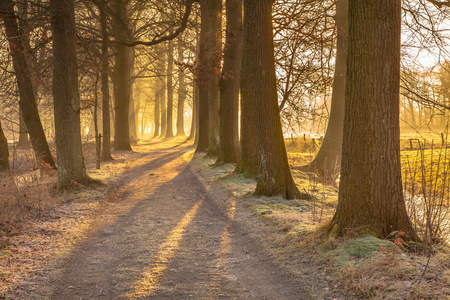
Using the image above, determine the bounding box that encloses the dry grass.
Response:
[340,247,450,299]
[241,133,450,299]
[2,134,450,299]
[0,139,142,298]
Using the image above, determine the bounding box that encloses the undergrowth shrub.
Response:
[0,152,58,236]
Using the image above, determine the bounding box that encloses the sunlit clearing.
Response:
[127,197,205,299]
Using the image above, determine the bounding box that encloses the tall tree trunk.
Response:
[205,0,222,157]
[305,0,347,178]
[189,9,200,143]
[0,0,56,169]
[195,1,210,152]
[50,0,91,189]
[153,89,160,138]
[98,0,113,161]
[159,48,167,138]
[166,40,174,138]
[217,0,242,164]
[176,37,186,137]
[330,0,417,239]
[243,0,300,199]
[0,120,10,172]
[408,99,417,128]
[189,83,198,141]
[128,48,137,143]
[111,0,132,150]
[235,1,258,178]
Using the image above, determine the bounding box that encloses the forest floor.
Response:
[1,136,450,299]
[0,138,319,299]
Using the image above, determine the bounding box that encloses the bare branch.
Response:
[115,0,196,47]
[427,0,450,8]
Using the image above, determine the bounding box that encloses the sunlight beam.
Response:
[126,195,206,299]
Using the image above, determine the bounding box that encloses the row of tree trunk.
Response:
[190,0,418,240]
[192,0,301,199]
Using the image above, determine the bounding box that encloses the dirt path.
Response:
[44,139,310,299]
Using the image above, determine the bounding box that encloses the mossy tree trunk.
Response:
[243,0,300,199]
[217,0,242,164]
[50,0,90,189]
[330,0,418,239]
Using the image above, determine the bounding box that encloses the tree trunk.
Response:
[330,0,417,239]
[153,89,160,138]
[176,37,186,137]
[408,99,417,128]
[189,83,198,141]
[166,40,174,138]
[196,1,211,152]
[217,0,242,164]
[0,0,56,169]
[98,0,113,161]
[243,0,300,199]
[189,10,200,143]
[111,0,132,150]
[235,0,259,178]
[159,49,167,138]
[128,48,137,143]
[0,120,10,172]
[205,0,222,157]
[50,0,91,189]
[305,0,347,178]
[17,109,29,147]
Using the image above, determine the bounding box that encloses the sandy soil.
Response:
[33,139,311,299]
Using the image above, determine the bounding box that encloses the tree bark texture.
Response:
[235,0,258,178]
[217,0,242,164]
[0,121,10,172]
[166,39,174,138]
[205,0,222,157]
[330,0,417,239]
[98,1,113,161]
[111,0,132,150]
[0,0,56,169]
[176,38,186,137]
[50,0,89,188]
[306,0,347,178]
[243,0,300,199]
[195,1,211,152]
